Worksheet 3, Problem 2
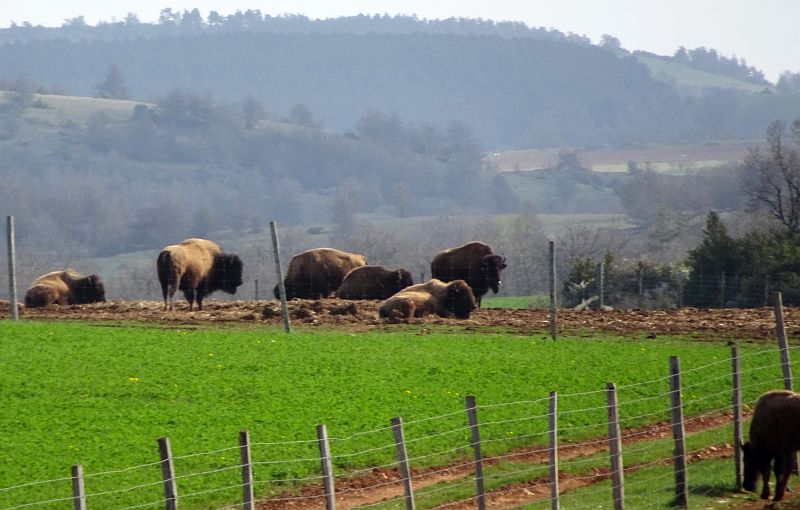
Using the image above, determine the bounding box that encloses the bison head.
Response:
[742,441,770,497]
[74,274,106,304]
[480,254,507,294]
[217,254,244,294]
[445,280,477,319]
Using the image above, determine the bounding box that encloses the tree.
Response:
[94,64,130,100]
[683,211,741,307]
[288,103,317,127]
[741,119,800,236]
[242,95,266,130]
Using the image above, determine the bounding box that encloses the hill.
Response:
[1,16,799,149]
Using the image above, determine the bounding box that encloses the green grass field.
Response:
[0,321,791,509]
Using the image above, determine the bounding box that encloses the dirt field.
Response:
[9,298,796,340]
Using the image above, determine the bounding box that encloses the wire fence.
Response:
[0,341,797,510]
[3,215,800,311]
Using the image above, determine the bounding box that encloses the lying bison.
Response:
[742,389,800,501]
[24,270,106,307]
[274,248,366,300]
[379,278,477,320]
[431,241,506,306]
[335,265,413,300]
[157,238,244,311]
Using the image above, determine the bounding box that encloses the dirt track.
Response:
[10,299,797,340]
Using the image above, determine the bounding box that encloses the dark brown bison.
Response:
[24,270,106,307]
[274,248,367,300]
[430,241,507,306]
[379,279,477,320]
[335,266,414,300]
[742,389,800,501]
[0,300,25,314]
[157,238,244,311]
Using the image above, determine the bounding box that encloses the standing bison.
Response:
[24,270,106,307]
[379,278,477,320]
[274,248,366,300]
[336,266,413,300]
[157,238,243,311]
[742,389,800,501]
[430,241,507,306]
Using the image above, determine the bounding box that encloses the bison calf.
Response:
[379,279,476,320]
[742,389,800,501]
[335,265,413,300]
[157,238,244,311]
[24,270,106,307]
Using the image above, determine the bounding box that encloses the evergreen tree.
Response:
[684,211,741,307]
[94,64,130,100]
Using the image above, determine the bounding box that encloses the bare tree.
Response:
[742,119,800,236]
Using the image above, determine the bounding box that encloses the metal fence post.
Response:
[317,424,336,510]
[549,240,557,341]
[240,430,254,510]
[731,345,743,490]
[6,216,19,321]
[774,292,793,390]
[607,383,624,510]
[549,391,560,510]
[466,395,486,510]
[270,221,291,333]
[391,417,416,510]
[669,356,688,508]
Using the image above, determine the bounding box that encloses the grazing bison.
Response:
[274,248,366,300]
[24,270,106,307]
[430,241,507,306]
[379,278,477,320]
[336,266,414,300]
[157,238,244,311]
[742,389,800,501]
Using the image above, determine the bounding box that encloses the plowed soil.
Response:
[11,299,797,341]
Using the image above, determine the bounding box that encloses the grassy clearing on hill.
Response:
[0,321,790,509]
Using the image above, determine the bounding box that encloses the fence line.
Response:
[1,349,796,509]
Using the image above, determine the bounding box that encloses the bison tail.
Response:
[156,251,176,286]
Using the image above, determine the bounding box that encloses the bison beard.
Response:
[742,389,800,501]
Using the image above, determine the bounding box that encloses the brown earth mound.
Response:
[14,298,796,340]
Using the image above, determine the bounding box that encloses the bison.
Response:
[335,265,414,300]
[742,389,800,501]
[157,238,244,311]
[430,241,507,306]
[379,278,477,320]
[24,270,106,307]
[274,248,366,300]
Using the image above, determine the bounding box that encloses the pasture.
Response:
[0,318,794,509]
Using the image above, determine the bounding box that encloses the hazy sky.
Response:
[2,0,797,81]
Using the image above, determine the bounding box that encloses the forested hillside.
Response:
[2,14,799,148]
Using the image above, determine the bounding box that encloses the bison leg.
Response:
[183,288,196,311]
[774,452,794,501]
[760,457,772,500]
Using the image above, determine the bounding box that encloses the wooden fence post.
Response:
[71,464,86,510]
[240,430,254,510]
[669,356,688,508]
[549,391,560,510]
[731,345,743,490]
[391,417,416,510]
[270,221,291,333]
[317,424,336,510]
[6,216,19,321]
[466,395,486,510]
[774,292,793,391]
[607,383,624,510]
[158,437,178,510]
[549,240,557,341]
